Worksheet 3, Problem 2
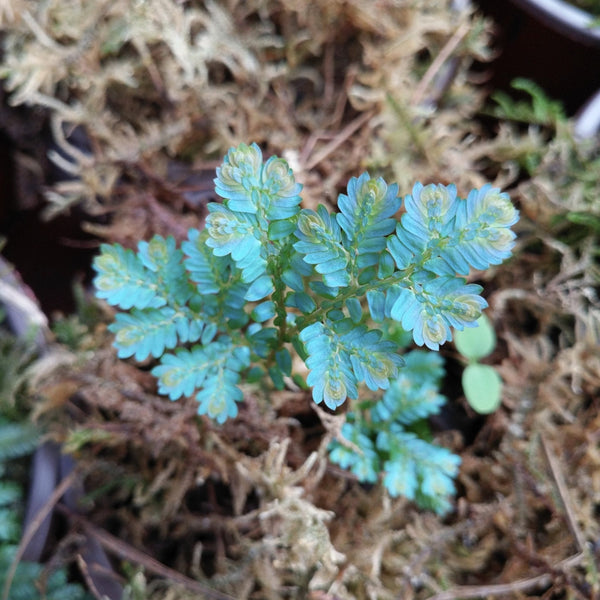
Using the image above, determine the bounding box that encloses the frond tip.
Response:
[389,278,488,350]
[205,203,266,283]
[152,341,250,423]
[299,321,403,409]
[214,141,302,220]
[337,173,402,267]
[110,309,172,360]
[93,243,163,310]
[294,205,351,288]
[380,429,461,514]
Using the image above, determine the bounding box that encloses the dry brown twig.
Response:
[424,552,585,600]
[302,110,375,172]
[2,472,76,600]
[540,435,586,552]
[63,510,236,600]
[410,22,470,107]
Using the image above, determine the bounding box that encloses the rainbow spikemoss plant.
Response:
[93,142,519,513]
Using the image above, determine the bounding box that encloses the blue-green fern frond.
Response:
[329,422,380,483]
[341,324,404,391]
[182,228,229,295]
[261,155,303,221]
[378,428,460,513]
[294,205,350,288]
[372,373,445,424]
[214,142,264,210]
[138,234,180,273]
[386,224,423,271]
[94,142,520,478]
[337,173,402,268]
[152,340,250,423]
[93,235,193,310]
[445,184,520,274]
[327,348,460,514]
[299,320,403,409]
[205,203,266,284]
[402,182,459,242]
[372,350,446,426]
[93,243,164,310]
[215,143,302,221]
[388,277,487,350]
[393,182,519,278]
[195,366,244,424]
[182,229,252,328]
[138,234,193,304]
[299,321,357,409]
[151,345,211,400]
[109,307,202,361]
[400,349,445,384]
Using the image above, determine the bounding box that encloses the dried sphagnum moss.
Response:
[0,0,494,220]
[4,1,600,599]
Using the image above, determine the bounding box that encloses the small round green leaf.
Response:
[454,314,496,361]
[462,363,502,414]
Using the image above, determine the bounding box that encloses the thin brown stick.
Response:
[411,22,470,106]
[68,511,236,600]
[423,552,584,600]
[3,471,76,600]
[540,435,586,551]
[76,554,106,600]
[304,110,374,171]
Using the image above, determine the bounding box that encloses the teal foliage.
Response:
[0,547,91,600]
[0,421,39,548]
[152,340,250,423]
[329,351,461,514]
[0,420,90,600]
[0,421,39,462]
[0,314,90,598]
[337,174,402,268]
[93,142,518,512]
[206,142,303,287]
[295,205,351,288]
[300,320,403,410]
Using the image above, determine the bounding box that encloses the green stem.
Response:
[269,255,288,342]
[292,268,413,334]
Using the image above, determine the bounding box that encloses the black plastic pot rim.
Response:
[511,0,600,46]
